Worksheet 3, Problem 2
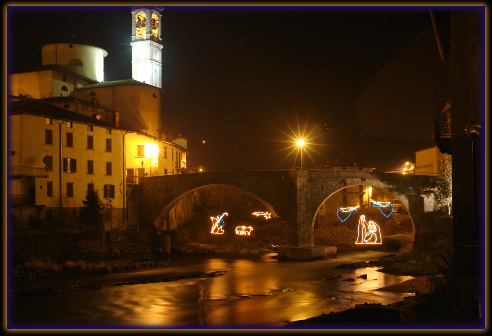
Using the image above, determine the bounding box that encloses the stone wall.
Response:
[137,170,434,248]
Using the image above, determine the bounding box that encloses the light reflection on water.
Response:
[12,251,413,328]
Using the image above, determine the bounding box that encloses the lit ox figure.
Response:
[210,212,228,235]
[252,211,271,219]
[355,215,382,245]
[235,226,254,236]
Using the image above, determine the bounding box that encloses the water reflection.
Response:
[12,251,413,328]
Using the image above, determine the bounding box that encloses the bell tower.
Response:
[130,8,164,88]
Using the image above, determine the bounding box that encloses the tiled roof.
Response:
[10,100,117,128]
[43,33,107,54]
[12,64,98,84]
[9,100,159,136]
[78,79,156,89]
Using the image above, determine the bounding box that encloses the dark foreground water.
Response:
[11,250,413,328]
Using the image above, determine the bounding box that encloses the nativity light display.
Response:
[210,212,228,235]
[235,226,254,236]
[336,205,360,222]
[252,211,271,219]
[370,198,394,218]
[355,215,382,245]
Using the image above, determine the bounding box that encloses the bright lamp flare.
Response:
[297,139,305,147]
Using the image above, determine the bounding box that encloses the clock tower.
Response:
[130,8,164,88]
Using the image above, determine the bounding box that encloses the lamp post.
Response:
[465,121,481,238]
[297,139,305,170]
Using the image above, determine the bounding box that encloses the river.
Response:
[11,250,413,328]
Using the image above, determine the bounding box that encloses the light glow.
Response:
[252,211,271,219]
[135,12,147,37]
[370,199,394,218]
[336,205,360,222]
[355,215,382,245]
[297,139,305,147]
[151,13,159,38]
[210,212,228,235]
[235,226,254,236]
[145,143,159,164]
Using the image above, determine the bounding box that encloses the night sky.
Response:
[8,5,441,171]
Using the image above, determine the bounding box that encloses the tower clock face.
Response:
[136,12,146,37]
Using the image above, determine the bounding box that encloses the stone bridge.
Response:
[138,169,436,252]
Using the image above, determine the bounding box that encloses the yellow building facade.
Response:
[414,146,451,176]
[10,101,124,230]
[9,8,188,231]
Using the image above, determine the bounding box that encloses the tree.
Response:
[80,188,103,226]
[435,155,452,213]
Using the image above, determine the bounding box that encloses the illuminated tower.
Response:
[130,8,163,88]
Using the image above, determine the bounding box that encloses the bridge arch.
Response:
[152,183,280,231]
[311,184,415,248]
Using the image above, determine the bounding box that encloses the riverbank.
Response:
[11,238,459,327]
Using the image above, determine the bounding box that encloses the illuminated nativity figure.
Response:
[210,212,228,235]
[355,215,382,245]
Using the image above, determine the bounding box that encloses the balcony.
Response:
[10,194,35,206]
[434,116,452,155]
[10,166,49,178]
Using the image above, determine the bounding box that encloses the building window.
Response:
[106,162,112,176]
[47,181,53,197]
[106,128,112,135]
[69,58,83,66]
[67,183,74,197]
[63,75,67,82]
[106,138,112,152]
[88,183,94,192]
[163,146,168,158]
[87,160,94,174]
[87,135,94,150]
[66,132,73,147]
[45,129,53,145]
[104,184,115,198]
[63,158,77,173]
[66,121,73,128]
[87,125,93,132]
[45,155,53,171]
[46,118,52,125]
[137,145,145,157]
[164,168,168,175]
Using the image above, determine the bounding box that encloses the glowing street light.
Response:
[297,139,305,170]
[145,142,159,176]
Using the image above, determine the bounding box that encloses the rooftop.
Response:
[78,79,158,90]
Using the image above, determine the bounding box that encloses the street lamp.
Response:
[297,139,305,170]
[465,121,481,238]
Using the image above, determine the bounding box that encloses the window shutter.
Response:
[70,159,76,173]
[63,158,68,172]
